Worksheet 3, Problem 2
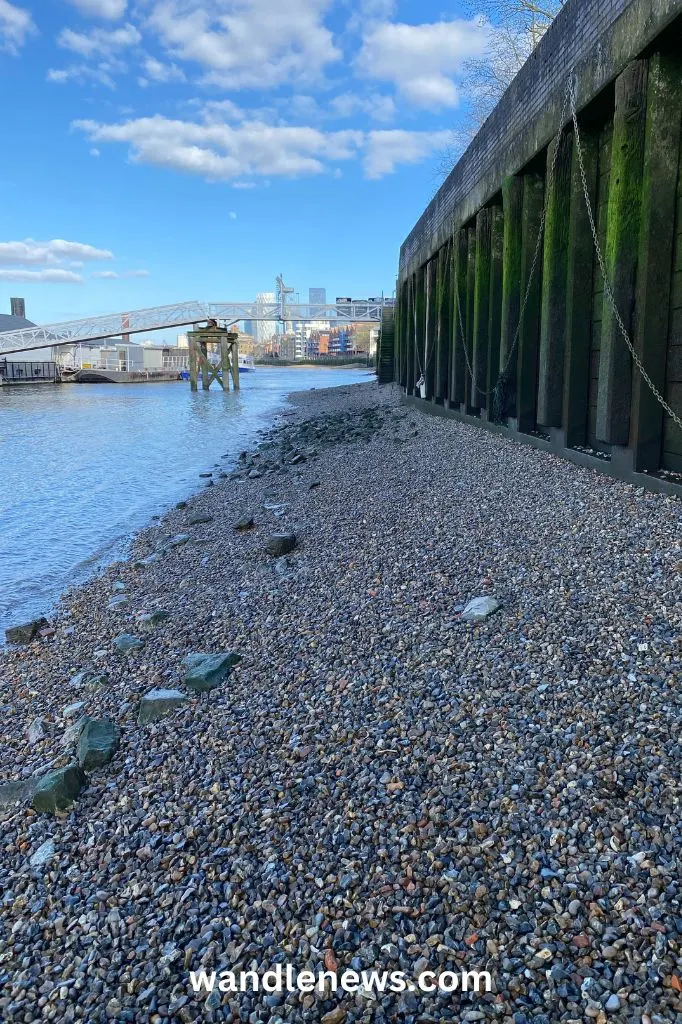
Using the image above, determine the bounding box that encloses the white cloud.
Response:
[92,268,150,279]
[65,0,128,18]
[0,269,84,284]
[148,0,341,89]
[0,0,36,55]
[47,61,124,88]
[90,147,101,156]
[57,22,140,58]
[364,129,452,178]
[74,114,363,181]
[138,55,186,86]
[0,239,114,265]
[358,19,489,108]
[228,211,237,219]
[330,92,396,124]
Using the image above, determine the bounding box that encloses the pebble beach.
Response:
[1,379,681,1023]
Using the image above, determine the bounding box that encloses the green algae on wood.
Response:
[472,208,493,410]
[630,52,682,470]
[500,176,524,418]
[538,129,573,427]
[517,171,545,433]
[596,59,648,445]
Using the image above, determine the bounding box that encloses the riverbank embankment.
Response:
[1,380,681,1022]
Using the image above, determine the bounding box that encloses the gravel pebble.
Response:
[0,380,680,1022]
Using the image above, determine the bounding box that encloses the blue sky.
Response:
[0,0,489,327]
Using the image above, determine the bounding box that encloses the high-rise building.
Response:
[308,288,326,307]
[255,292,276,347]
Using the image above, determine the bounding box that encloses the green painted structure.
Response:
[381,0,682,493]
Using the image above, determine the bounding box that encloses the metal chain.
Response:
[570,80,682,432]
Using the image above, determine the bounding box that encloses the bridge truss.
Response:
[0,300,388,356]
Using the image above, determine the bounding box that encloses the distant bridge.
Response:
[0,299,391,356]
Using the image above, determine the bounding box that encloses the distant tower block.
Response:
[187,322,240,392]
[10,297,26,318]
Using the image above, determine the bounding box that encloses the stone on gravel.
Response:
[321,1008,346,1024]
[188,513,214,525]
[77,718,120,771]
[29,839,56,869]
[32,765,87,813]
[107,595,129,610]
[27,717,47,744]
[265,532,297,557]
[183,652,241,693]
[0,778,36,808]
[168,533,190,547]
[62,701,86,719]
[233,516,254,531]
[84,673,108,691]
[113,633,143,653]
[62,715,91,747]
[138,610,171,628]
[138,688,188,725]
[461,595,501,623]
[5,617,49,644]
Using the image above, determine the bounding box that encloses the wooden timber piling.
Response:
[381,0,682,497]
[188,324,240,393]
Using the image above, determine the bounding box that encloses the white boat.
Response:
[239,353,255,372]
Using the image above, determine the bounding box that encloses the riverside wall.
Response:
[386,0,682,489]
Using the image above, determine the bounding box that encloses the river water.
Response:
[0,367,370,636]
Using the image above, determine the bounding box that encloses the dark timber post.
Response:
[405,275,415,394]
[596,59,648,445]
[630,53,682,471]
[435,245,451,402]
[464,226,476,412]
[500,176,524,418]
[563,124,599,447]
[516,171,545,433]
[486,205,504,414]
[538,130,573,427]
[450,229,468,406]
[472,208,492,411]
[424,258,436,400]
[415,266,426,395]
[399,281,409,388]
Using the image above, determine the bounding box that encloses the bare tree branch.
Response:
[433,0,565,189]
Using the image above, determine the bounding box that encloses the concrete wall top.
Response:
[398,0,682,283]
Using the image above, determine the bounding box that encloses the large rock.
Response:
[5,617,49,645]
[113,633,143,654]
[62,715,91,748]
[32,765,87,814]
[138,688,188,725]
[264,533,297,557]
[77,718,120,771]
[183,652,241,693]
[461,596,501,623]
[188,512,214,525]
[0,778,36,808]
